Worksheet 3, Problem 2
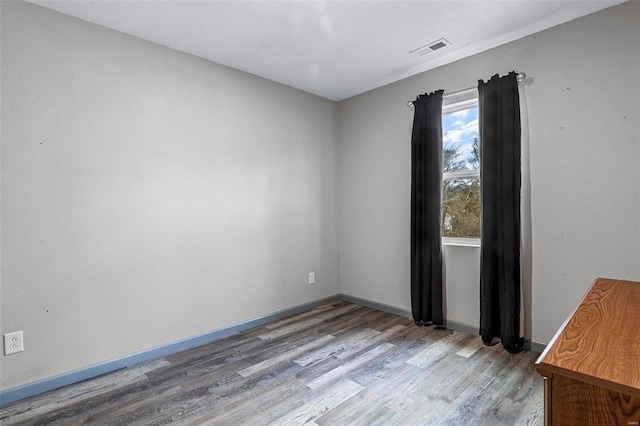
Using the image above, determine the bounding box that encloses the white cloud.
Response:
[449,109,470,119]
[443,118,478,146]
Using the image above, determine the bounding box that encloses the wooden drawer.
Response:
[536,278,640,425]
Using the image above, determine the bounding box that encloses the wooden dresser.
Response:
[535,278,640,425]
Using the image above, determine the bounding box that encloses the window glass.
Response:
[442,177,480,238]
[443,107,479,172]
[442,104,480,241]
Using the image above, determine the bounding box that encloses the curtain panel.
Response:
[478,72,523,353]
[410,91,444,326]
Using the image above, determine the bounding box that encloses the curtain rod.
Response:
[407,72,526,109]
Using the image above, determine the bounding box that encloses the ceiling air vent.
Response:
[410,38,451,56]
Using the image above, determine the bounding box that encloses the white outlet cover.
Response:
[309,272,315,284]
[4,331,24,355]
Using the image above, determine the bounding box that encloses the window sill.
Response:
[442,238,481,248]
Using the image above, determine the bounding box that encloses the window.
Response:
[441,89,480,246]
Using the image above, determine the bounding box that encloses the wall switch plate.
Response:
[4,331,24,355]
[309,272,315,285]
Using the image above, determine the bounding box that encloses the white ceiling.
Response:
[29,0,625,101]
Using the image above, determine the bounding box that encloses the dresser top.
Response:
[535,277,640,396]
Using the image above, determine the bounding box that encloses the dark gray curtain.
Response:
[478,72,522,353]
[411,91,444,326]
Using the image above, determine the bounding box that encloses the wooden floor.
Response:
[0,302,543,425]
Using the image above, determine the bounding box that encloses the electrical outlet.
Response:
[309,272,315,285]
[4,331,24,355]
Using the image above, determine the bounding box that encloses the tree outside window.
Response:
[442,104,480,241]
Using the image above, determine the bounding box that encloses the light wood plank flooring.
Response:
[0,302,543,425]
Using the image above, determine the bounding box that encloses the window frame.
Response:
[442,88,481,247]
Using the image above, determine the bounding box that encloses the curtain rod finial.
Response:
[516,72,526,82]
[407,100,414,109]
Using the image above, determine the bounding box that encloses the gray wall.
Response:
[337,1,640,347]
[2,0,639,393]
[1,1,339,390]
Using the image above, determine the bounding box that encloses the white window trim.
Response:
[442,236,481,247]
[442,88,478,114]
[443,169,479,180]
[442,88,480,247]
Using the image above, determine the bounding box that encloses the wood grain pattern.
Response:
[552,375,640,425]
[536,278,640,396]
[536,278,640,425]
[1,302,543,425]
